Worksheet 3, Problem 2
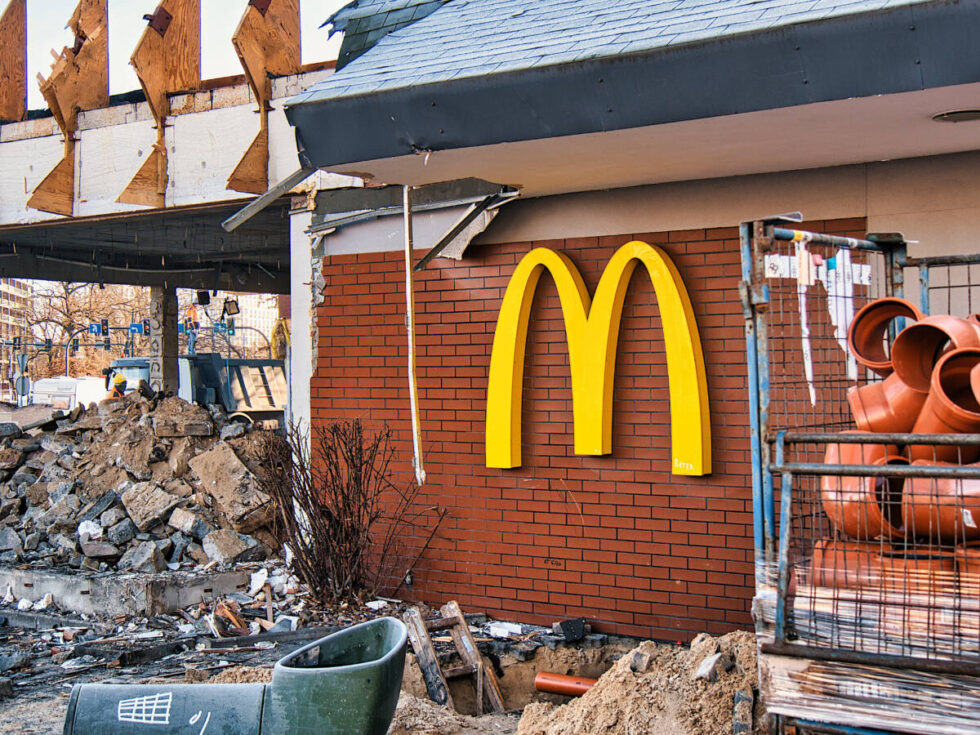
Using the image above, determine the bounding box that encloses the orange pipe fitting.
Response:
[891,314,980,393]
[820,434,904,540]
[903,459,980,542]
[534,672,597,697]
[847,372,927,434]
[847,297,922,376]
[809,538,956,593]
[908,347,980,463]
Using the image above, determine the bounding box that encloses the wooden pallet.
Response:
[403,600,505,714]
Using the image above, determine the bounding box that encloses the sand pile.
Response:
[389,692,519,735]
[517,631,767,735]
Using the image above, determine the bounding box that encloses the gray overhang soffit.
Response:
[284,0,980,172]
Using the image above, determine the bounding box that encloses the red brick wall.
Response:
[312,217,865,639]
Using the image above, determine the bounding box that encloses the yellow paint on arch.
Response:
[485,241,711,475]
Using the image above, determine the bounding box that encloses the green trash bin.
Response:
[62,617,408,735]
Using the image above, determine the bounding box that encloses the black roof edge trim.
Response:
[286,1,980,170]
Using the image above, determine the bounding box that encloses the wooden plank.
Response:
[123,0,201,207]
[116,146,166,207]
[227,0,299,193]
[28,0,108,215]
[26,149,74,216]
[0,0,26,122]
[439,600,505,713]
[424,616,456,632]
[232,0,299,104]
[264,365,288,408]
[403,607,454,710]
[227,127,269,195]
[130,0,200,121]
[443,663,479,679]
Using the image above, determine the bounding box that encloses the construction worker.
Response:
[108,372,127,399]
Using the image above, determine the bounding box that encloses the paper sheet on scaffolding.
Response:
[819,248,859,382]
[796,241,816,406]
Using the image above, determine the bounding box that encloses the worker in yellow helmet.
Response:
[108,372,127,399]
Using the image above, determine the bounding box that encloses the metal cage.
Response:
[742,216,980,733]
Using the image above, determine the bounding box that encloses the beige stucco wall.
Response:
[475,150,980,259]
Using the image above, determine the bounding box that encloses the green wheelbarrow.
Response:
[62,616,408,735]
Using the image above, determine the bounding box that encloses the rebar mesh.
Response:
[759,233,980,663]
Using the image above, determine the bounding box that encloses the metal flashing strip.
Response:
[308,194,491,234]
[221,166,313,232]
[413,189,518,270]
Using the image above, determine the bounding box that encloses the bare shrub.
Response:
[259,419,429,604]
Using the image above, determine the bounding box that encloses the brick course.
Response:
[311,218,864,639]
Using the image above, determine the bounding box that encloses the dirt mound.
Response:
[208,665,273,683]
[390,692,519,735]
[517,631,766,735]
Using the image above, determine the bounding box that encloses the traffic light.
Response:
[103,337,111,351]
[100,318,109,335]
[43,338,52,351]
[12,336,19,349]
[142,319,151,337]
[71,338,80,352]
[226,319,235,336]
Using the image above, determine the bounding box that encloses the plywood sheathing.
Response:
[27,0,108,216]
[118,0,201,208]
[0,0,26,123]
[227,0,299,194]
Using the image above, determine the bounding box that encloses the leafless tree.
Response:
[259,420,433,604]
[25,282,150,379]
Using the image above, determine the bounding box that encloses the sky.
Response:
[26,0,349,109]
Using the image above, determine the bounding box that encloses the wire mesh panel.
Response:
[749,223,980,666]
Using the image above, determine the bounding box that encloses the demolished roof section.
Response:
[324,0,453,70]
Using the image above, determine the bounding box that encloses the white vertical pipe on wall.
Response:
[404,186,426,485]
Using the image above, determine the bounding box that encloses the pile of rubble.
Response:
[0,392,279,576]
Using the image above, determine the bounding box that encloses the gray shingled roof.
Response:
[292,0,932,104]
[325,0,453,70]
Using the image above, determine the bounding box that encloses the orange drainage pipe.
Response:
[534,672,597,697]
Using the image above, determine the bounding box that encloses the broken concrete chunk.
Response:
[0,448,24,471]
[219,422,246,440]
[189,443,273,533]
[0,527,22,553]
[630,650,654,674]
[10,437,40,453]
[121,482,179,532]
[0,652,28,673]
[47,481,77,506]
[42,492,80,527]
[48,533,77,552]
[76,519,102,542]
[202,529,265,564]
[0,676,12,699]
[106,519,137,546]
[153,397,214,438]
[40,435,75,457]
[80,540,120,558]
[79,490,117,522]
[693,652,734,682]
[22,532,40,551]
[168,507,213,541]
[733,687,754,734]
[185,542,209,565]
[99,507,126,528]
[170,532,190,564]
[117,540,166,572]
[0,423,22,439]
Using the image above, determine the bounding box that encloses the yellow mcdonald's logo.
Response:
[485,240,711,475]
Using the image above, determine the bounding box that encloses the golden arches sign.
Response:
[485,241,711,475]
